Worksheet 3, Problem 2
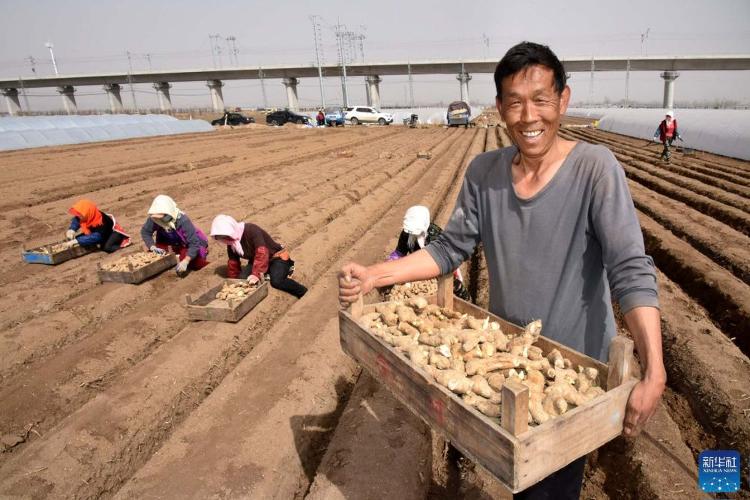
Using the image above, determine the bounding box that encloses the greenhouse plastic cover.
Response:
[567,108,750,160]
[0,114,214,152]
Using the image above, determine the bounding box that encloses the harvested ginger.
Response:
[358,300,605,425]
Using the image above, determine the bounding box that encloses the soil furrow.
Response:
[0,130,457,441]
[571,127,750,177]
[628,182,750,285]
[0,129,475,498]
[637,210,750,354]
[113,129,479,500]
[564,128,750,190]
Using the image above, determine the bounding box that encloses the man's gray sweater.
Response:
[426,142,659,361]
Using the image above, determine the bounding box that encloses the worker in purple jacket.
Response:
[140,195,209,275]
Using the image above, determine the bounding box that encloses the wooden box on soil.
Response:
[22,241,96,265]
[97,253,178,284]
[185,280,268,323]
[338,275,636,493]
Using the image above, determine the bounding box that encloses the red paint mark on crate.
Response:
[376,354,391,380]
[430,398,446,425]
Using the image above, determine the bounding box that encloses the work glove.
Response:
[175,258,190,274]
[64,238,79,248]
[66,229,76,240]
[246,274,260,285]
[150,245,167,256]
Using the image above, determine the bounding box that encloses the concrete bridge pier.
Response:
[660,71,679,110]
[207,79,225,112]
[2,88,21,116]
[366,75,382,109]
[103,83,124,113]
[282,77,299,111]
[154,82,173,112]
[57,85,77,114]
[457,72,472,103]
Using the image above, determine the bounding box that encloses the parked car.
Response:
[345,106,393,125]
[446,101,472,127]
[265,109,311,126]
[211,112,255,126]
[324,106,346,127]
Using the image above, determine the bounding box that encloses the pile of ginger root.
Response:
[215,281,258,301]
[101,252,163,272]
[384,279,437,301]
[358,297,605,426]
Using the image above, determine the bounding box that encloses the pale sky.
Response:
[1,0,748,111]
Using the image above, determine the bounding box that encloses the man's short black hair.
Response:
[494,41,567,99]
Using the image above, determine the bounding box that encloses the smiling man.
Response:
[339,41,666,499]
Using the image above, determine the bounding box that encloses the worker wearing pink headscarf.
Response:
[210,215,307,298]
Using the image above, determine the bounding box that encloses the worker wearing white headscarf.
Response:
[388,205,470,301]
[402,205,431,250]
[140,194,210,275]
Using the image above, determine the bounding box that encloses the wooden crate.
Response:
[185,280,269,322]
[339,275,636,493]
[97,252,178,284]
[22,241,96,265]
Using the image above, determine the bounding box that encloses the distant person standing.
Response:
[316,109,325,126]
[653,111,682,162]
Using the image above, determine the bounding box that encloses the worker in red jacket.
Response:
[210,214,307,298]
[653,110,682,162]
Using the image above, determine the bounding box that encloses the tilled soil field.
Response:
[0,117,748,499]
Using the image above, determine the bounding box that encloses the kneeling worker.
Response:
[388,205,470,301]
[210,214,307,298]
[65,199,130,252]
[141,194,210,275]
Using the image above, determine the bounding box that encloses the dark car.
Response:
[265,109,311,126]
[211,112,255,126]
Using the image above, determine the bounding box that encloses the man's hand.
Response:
[65,229,76,240]
[175,258,190,274]
[150,245,167,256]
[338,262,374,307]
[622,377,665,437]
[247,274,260,285]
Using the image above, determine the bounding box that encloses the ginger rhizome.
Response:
[358,300,605,425]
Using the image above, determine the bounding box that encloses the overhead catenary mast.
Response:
[45,42,59,75]
[126,50,138,111]
[309,15,326,108]
[334,22,350,108]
